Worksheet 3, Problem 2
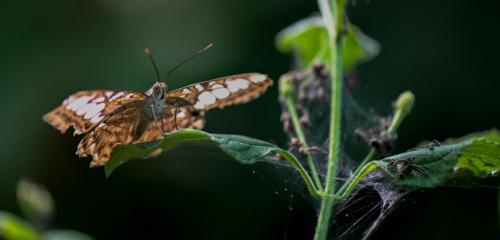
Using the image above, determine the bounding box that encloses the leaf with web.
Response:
[375,130,500,187]
[105,129,322,198]
[334,130,500,239]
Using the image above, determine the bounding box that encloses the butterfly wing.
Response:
[76,99,150,167]
[73,95,204,167]
[43,90,146,135]
[165,73,273,111]
[44,90,147,167]
[134,106,205,143]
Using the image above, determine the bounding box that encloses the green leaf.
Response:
[105,129,280,176]
[42,230,94,240]
[105,129,323,197]
[209,133,279,164]
[444,128,500,144]
[17,179,54,225]
[105,129,210,176]
[341,24,380,72]
[0,211,40,240]
[276,16,329,68]
[275,16,379,71]
[376,131,500,188]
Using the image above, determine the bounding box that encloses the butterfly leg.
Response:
[150,104,165,135]
[173,102,179,131]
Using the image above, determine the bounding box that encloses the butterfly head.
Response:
[144,81,168,120]
[147,81,167,100]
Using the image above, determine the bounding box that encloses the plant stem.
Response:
[338,161,380,200]
[314,0,345,239]
[283,93,324,192]
[314,40,342,240]
[336,149,375,196]
[275,149,323,199]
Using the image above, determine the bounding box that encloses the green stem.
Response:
[338,161,380,200]
[275,149,323,199]
[283,93,324,192]
[336,149,375,196]
[314,0,345,239]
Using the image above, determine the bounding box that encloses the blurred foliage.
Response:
[42,231,93,240]
[17,180,54,226]
[0,212,39,240]
[276,16,379,71]
[1,180,93,240]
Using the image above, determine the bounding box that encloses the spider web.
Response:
[272,64,415,239]
[250,61,499,238]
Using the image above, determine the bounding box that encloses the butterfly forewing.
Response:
[166,73,273,111]
[43,90,146,135]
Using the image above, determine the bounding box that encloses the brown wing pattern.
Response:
[76,101,145,167]
[79,104,206,167]
[166,73,273,111]
[43,90,146,135]
[134,105,206,143]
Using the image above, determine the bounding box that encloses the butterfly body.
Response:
[44,73,272,167]
[143,82,167,121]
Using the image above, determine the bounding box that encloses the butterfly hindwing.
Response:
[43,90,146,135]
[135,105,206,143]
[166,73,273,111]
[76,100,146,167]
[78,104,206,167]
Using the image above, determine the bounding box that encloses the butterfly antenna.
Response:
[144,48,161,82]
[160,43,214,82]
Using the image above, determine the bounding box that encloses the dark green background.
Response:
[0,0,498,239]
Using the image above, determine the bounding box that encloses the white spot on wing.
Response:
[67,96,93,111]
[110,92,124,101]
[195,84,204,91]
[84,103,105,119]
[76,102,96,116]
[212,88,230,99]
[105,91,113,97]
[194,101,205,110]
[249,74,266,83]
[198,91,216,105]
[176,111,186,118]
[226,79,249,92]
[64,96,76,105]
[211,84,223,89]
[92,97,105,103]
[90,115,104,124]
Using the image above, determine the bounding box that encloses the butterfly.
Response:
[44,48,273,167]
